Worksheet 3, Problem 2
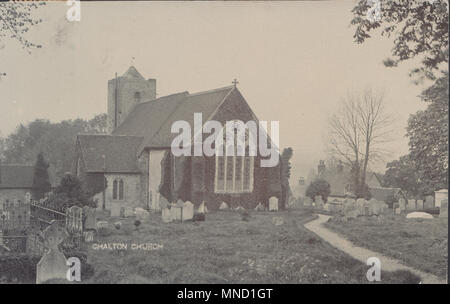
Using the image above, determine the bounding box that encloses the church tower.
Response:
[107,66,156,134]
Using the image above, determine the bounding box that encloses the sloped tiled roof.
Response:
[0,165,34,189]
[370,187,402,202]
[144,86,234,149]
[77,135,143,173]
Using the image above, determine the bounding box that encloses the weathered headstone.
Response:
[96,221,109,229]
[83,206,97,231]
[343,200,359,218]
[425,196,435,209]
[272,216,284,226]
[219,202,229,210]
[304,197,313,207]
[110,203,121,217]
[356,198,365,215]
[399,198,406,211]
[323,203,330,212]
[161,207,172,223]
[395,208,401,214]
[197,201,208,214]
[254,203,265,211]
[124,207,134,217]
[407,199,416,211]
[439,199,448,219]
[66,206,83,234]
[36,221,69,284]
[135,208,150,221]
[416,200,424,211]
[269,197,278,211]
[314,195,324,209]
[170,204,182,221]
[182,201,194,221]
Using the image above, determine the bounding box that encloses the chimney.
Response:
[317,160,326,177]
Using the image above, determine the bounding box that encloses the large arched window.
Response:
[214,123,254,193]
[112,178,125,200]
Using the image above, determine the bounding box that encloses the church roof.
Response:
[0,165,34,189]
[77,135,143,173]
[113,85,235,152]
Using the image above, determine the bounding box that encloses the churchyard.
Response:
[66,208,421,284]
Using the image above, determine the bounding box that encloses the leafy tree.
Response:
[31,152,52,200]
[351,0,448,82]
[0,2,46,77]
[0,114,107,182]
[406,72,448,192]
[306,179,331,202]
[280,147,293,209]
[45,173,96,211]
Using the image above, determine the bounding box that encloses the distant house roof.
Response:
[0,165,34,189]
[369,187,402,202]
[77,135,144,173]
[113,86,235,151]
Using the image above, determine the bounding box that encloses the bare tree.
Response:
[0,2,45,77]
[327,88,394,197]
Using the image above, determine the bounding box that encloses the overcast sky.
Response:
[0,1,428,180]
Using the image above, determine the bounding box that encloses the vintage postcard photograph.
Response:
[0,0,448,287]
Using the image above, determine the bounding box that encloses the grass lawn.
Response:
[63,208,421,284]
[324,213,448,279]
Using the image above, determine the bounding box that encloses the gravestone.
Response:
[425,196,435,209]
[439,199,448,219]
[83,230,94,243]
[254,203,264,211]
[343,200,359,218]
[314,196,324,209]
[356,198,365,215]
[407,199,416,211]
[399,198,406,211]
[304,197,313,207]
[66,206,83,235]
[182,201,194,221]
[272,216,284,226]
[83,207,97,231]
[170,204,182,221]
[416,200,424,211]
[36,221,69,284]
[135,208,150,221]
[124,207,134,218]
[96,221,109,229]
[269,197,279,211]
[110,203,121,217]
[395,208,401,214]
[161,207,172,223]
[197,201,208,214]
[219,202,229,210]
[323,203,330,212]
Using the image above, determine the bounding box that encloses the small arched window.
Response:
[134,91,141,103]
[112,178,125,200]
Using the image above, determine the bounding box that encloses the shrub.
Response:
[306,179,331,202]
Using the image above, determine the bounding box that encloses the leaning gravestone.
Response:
[182,201,194,221]
[439,199,448,219]
[269,197,279,211]
[425,196,435,209]
[36,221,69,284]
[399,198,406,211]
[416,200,424,211]
[407,199,416,211]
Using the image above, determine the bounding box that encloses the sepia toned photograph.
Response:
[0,0,448,287]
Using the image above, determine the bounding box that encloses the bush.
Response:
[0,254,40,283]
[306,179,331,202]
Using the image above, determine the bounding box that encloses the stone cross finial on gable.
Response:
[232,78,239,87]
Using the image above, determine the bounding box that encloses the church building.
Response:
[73,67,283,212]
